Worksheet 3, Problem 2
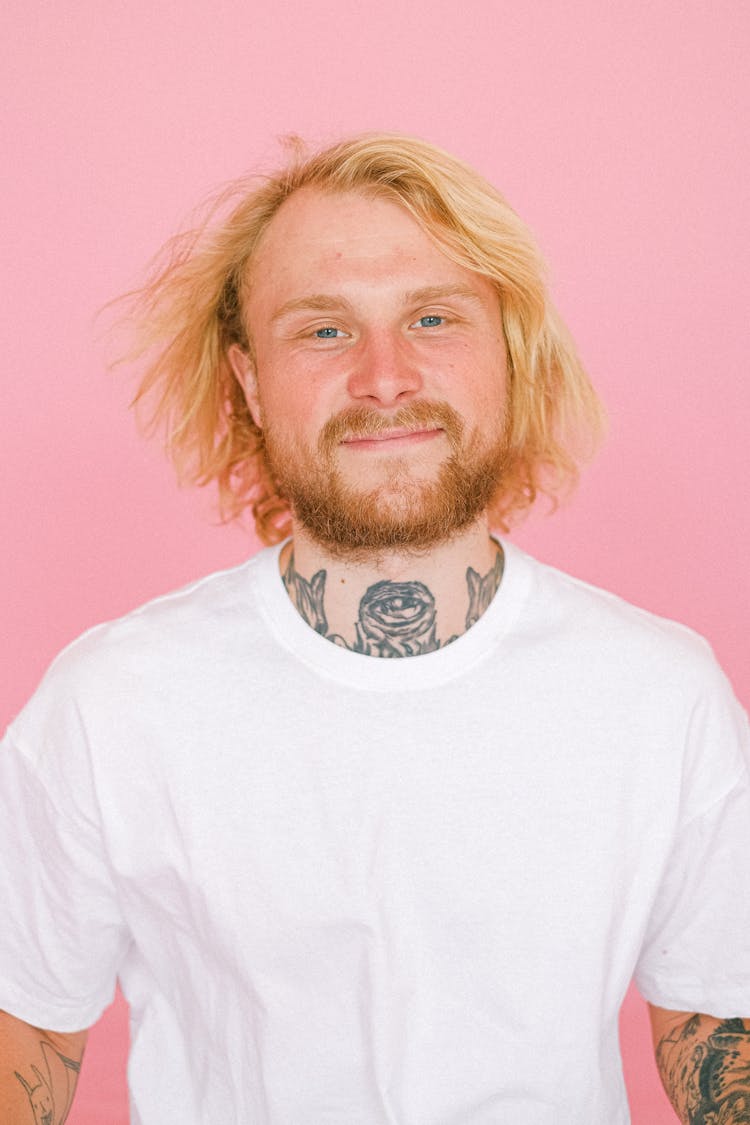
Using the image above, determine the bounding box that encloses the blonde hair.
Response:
[120,133,605,542]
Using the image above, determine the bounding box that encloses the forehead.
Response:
[246,187,483,303]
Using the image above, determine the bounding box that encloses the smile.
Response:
[340,428,444,450]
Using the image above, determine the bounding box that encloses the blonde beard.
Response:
[264,401,510,561]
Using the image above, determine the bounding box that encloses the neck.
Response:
[279,520,504,658]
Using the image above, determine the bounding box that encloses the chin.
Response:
[272,426,508,557]
[339,453,444,488]
[293,483,485,560]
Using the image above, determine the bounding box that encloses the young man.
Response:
[1,135,748,1124]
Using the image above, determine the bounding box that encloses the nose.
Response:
[346,331,423,406]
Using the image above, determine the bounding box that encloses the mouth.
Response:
[340,427,444,451]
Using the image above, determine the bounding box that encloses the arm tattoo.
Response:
[283,547,504,658]
[15,1039,81,1125]
[656,1015,750,1124]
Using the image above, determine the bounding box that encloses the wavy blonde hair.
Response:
[120,133,604,543]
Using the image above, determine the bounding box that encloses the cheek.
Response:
[450,353,507,418]
[476,346,509,409]
[432,336,506,394]
[260,351,344,426]
[256,376,326,447]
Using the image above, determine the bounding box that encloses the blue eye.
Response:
[315,326,341,338]
[418,315,443,328]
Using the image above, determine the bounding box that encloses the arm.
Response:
[0,1010,87,1124]
[649,1004,750,1123]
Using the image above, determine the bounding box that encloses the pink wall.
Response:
[3,2,747,1121]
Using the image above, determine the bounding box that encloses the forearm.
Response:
[651,1010,750,1123]
[0,1010,87,1124]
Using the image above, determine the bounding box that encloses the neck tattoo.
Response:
[282,548,504,659]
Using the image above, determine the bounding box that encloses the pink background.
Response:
[2,2,747,1121]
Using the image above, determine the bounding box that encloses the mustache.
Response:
[319,401,464,452]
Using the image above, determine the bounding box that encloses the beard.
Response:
[263,400,510,560]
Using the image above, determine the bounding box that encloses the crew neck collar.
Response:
[251,537,532,692]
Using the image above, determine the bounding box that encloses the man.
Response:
[1,134,748,1124]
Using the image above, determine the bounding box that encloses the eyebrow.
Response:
[402,284,487,307]
[269,284,487,324]
[270,294,353,323]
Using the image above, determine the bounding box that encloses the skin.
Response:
[228,185,750,1116]
[0,1013,86,1124]
[2,188,746,1122]
[228,187,509,646]
[649,1007,750,1123]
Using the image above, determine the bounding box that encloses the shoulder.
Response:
[69,555,260,657]
[5,550,274,739]
[507,543,729,695]
[507,546,749,801]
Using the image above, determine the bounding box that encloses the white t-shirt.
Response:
[1,541,749,1124]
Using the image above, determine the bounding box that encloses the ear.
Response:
[227,343,263,429]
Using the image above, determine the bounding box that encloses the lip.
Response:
[340,427,444,450]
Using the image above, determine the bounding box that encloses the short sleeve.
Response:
[0,670,130,1031]
[635,669,750,1016]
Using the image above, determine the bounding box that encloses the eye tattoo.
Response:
[283,549,504,658]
